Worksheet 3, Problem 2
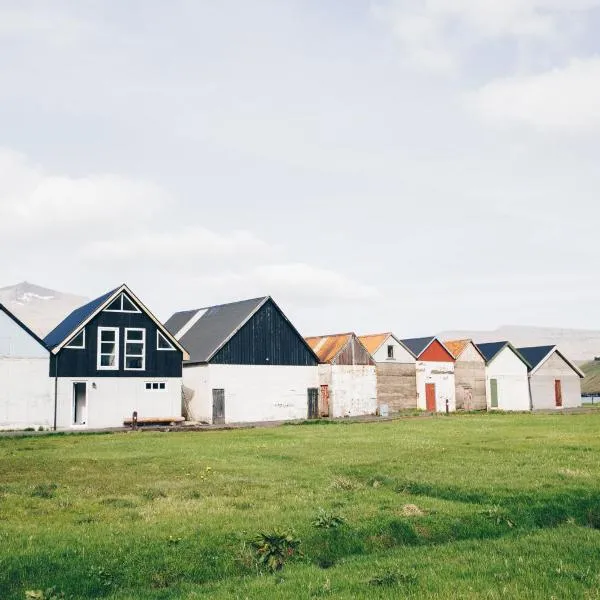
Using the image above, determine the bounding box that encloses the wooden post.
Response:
[132,411,138,430]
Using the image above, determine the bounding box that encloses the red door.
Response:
[320,385,330,417]
[555,380,563,407]
[425,383,436,412]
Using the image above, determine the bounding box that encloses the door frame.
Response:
[554,379,563,408]
[212,388,225,424]
[72,381,88,427]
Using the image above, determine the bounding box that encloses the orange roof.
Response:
[358,333,391,356]
[443,339,471,359]
[305,333,353,363]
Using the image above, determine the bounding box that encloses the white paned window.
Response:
[157,330,175,351]
[66,330,86,349]
[105,292,141,313]
[125,328,146,370]
[97,327,119,370]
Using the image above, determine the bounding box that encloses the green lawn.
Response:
[1,413,600,599]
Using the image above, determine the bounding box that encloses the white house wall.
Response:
[529,352,582,410]
[54,377,182,429]
[371,338,415,364]
[485,348,530,411]
[183,364,319,424]
[415,361,455,412]
[321,365,377,418]
[0,310,53,430]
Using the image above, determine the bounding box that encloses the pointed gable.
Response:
[419,339,454,362]
[518,345,584,378]
[306,333,374,365]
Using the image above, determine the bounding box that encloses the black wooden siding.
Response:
[50,308,182,378]
[210,300,317,366]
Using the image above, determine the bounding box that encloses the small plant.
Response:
[482,505,514,528]
[313,509,345,529]
[25,588,65,600]
[141,488,167,501]
[368,570,418,587]
[251,531,301,572]
[31,483,58,499]
[88,565,114,589]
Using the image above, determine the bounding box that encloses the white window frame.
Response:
[125,328,146,371]
[387,344,395,359]
[104,292,141,314]
[97,327,119,371]
[156,330,175,351]
[66,329,86,350]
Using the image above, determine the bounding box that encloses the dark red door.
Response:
[425,383,436,412]
[555,380,563,407]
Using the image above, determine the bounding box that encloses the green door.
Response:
[490,379,498,408]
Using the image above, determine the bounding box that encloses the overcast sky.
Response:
[1,0,599,336]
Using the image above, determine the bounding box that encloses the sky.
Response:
[1,0,600,336]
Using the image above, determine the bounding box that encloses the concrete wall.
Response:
[486,347,530,411]
[323,364,377,418]
[0,309,53,430]
[183,364,319,423]
[530,352,582,409]
[415,361,455,412]
[454,344,486,410]
[375,363,417,411]
[55,377,182,429]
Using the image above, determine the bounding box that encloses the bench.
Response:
[123,416,185,426]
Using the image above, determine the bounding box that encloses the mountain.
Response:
[438,325,600,363]
[0,282,88,337]
[580,361,600,394]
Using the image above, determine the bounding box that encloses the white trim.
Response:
[50,284,189,360]
[104,292,142,314]
[65,329,86,350]
[157,330,175,351]
[125,328,146,371]
[528,347,585,379]
[174,308,208,340]
[97,326,119,370]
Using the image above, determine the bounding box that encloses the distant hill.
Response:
[0,282,88,337]
[439,325,600,363]
[580,361,600,394]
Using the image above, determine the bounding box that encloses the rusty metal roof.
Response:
[443,339,471,359]
[358,333,392,356]
[305,333,353,364]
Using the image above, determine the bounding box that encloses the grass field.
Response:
[1,413,600,599]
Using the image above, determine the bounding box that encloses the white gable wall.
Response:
[415,361,456,412]
[324,364,377,418]
[530,352,582,409]
[486,347,530,411]
[183,364,319,423]
[371,337,415,364]
[0,310,53,430]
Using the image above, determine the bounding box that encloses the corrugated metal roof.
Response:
[358,333,391,356]
[518,345,556,371]
[165,297,268,364]
[401,336,435,358]
[444,339,471,359]
[44,287,118,349]
[305,333,353,364]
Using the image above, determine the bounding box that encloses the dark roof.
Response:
[165,296,268,363]
[0,303,49,351]
[476,341,509,363]
[517,346,555,371]
[400,336,435,358]
[43,288,118,349]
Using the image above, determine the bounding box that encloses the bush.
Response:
[251,531,301,572]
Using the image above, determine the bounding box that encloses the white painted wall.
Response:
[55,377,182,429]
[319,364,377,418]
[458,343,484,363]
[371,337,415,364]
[182,364,319,423]
[0,309,53,430]
[415,361,456,412]
[529,352,582,409]
[485,347,530,411]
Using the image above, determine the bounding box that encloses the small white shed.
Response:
[477,341,530,411]
[518,345,583,410]
[0,304,53,430]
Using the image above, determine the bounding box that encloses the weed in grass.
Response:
[140,488,167,501]
[25,588,65,600]
[313,509,345,529]
[187,489,203,500]
[368,570,418,587]
[401,504,424,517]
[100,497,137,509]
[251,532,301,572]
[31,484,58,499]
[331,476,362,491]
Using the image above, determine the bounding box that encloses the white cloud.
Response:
[373,0,600,72]
[468,57,600,132]
[0,148,167,234]
[83,227,274,263]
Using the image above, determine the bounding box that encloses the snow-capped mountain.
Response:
[0,282,88,337]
